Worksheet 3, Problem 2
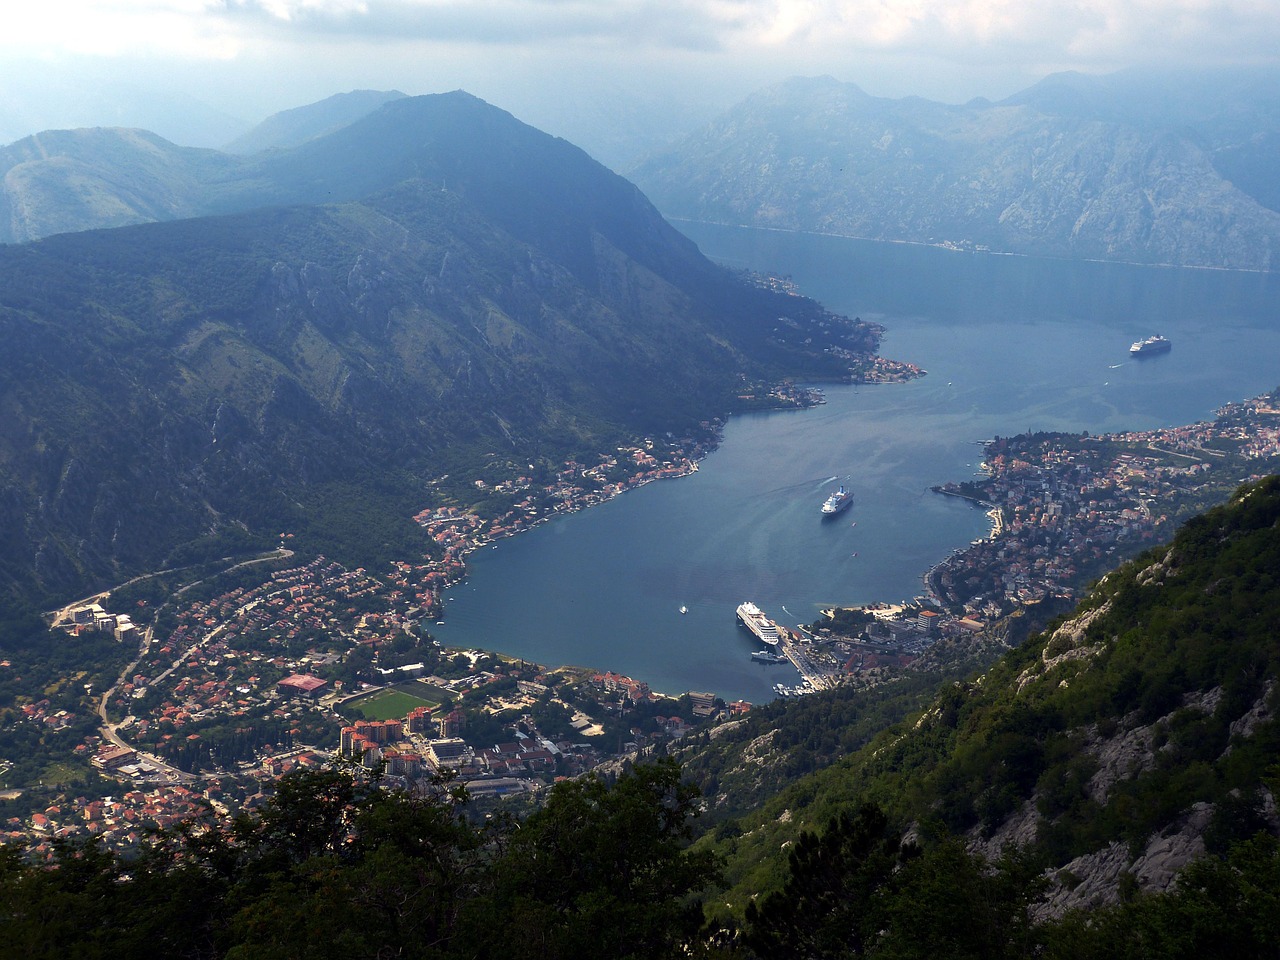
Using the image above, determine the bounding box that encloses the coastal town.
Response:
[4,387,1279,852]
[7,430,754,856]
[798,388,1280,679]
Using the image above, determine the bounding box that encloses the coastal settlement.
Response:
[7,388,1278,854]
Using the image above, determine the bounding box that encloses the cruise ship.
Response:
[821,484,853,516]
[1130,335,1171,357]
[736,601,781,646]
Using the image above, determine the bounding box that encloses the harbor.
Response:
[739,600,834,694]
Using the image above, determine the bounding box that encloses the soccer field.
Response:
[346,687,439,722]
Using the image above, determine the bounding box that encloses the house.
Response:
[276,674,328,699]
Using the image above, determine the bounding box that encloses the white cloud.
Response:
[2,1,246,58]
[722,0,1280,71]
[7,0,1280,70]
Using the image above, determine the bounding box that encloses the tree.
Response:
[465,758,720,959]
[742,803,908,959]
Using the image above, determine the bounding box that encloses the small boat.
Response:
[679,605,688,615]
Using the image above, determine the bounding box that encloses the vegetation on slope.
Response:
[5,465,1280,959]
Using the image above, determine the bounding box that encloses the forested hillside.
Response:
[0,127,240,243]
[0,93,878,611]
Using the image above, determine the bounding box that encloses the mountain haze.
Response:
[0,128,240,244]
[633,72,1280,270]
[1001,66,1280,217]
[1,82,1278,960]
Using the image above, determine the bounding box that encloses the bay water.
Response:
[432,225,1280,702]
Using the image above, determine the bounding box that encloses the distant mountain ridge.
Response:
[632,71,1280,270]
[0,128,241,243]
[223,89,408,155]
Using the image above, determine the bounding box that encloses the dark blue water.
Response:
[433,226,1280,701]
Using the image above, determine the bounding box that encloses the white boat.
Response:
[679,605,688,615]
[821,485,853,516]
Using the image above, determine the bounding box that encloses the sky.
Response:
[2,0,1279,161]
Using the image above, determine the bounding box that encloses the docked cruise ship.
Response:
[821,484,853,516]
[736,601,781,646]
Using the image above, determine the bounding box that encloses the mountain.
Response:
[0,93,875,609]
[0,128,241,243]
[0,89,731,262]
[470,74,731,175]
[680,475,1280,918]
[631,72,1280,270]
[1001,66,1280,216]
[223,90,408,155]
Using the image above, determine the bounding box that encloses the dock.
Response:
[776,627,833,691]
[740,601,834,693]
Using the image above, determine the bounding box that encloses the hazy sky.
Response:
[3,0,1279,153]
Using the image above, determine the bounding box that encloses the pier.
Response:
[777,628,833,691]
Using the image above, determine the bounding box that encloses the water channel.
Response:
[432,225,1280,701]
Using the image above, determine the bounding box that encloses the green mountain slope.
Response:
[0,128,241,243]
[3,477,1278,958]
[0,96,876,610]
[632,73,1280,270]
[687,475,1280,912]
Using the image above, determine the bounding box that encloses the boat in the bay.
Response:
[821,484,853,516]
[679,605,688,615]
[1130,334,1172,357]
[736,601,781,646]
[752,649,788,664]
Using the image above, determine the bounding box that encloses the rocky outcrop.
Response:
[1037,804,1213,917]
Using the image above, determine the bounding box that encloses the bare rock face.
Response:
[968,519,1280,917]
[1016,600,1111,694]
[980,676,1277,917]
[1037,804,1212,917]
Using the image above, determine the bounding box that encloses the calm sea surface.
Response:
[432,225,1280,701]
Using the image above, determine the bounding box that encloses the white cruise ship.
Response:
[736,601,781,646]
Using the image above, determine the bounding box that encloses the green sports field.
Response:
[346,686,440,722]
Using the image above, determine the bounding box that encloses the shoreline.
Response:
[417,372,917,622]
[921,479,1003,607]
[411,366,927,698]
